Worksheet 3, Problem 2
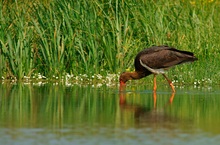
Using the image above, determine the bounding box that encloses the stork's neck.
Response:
[129,72,143,79]
[119,71,150,85]
[125,71,146,80]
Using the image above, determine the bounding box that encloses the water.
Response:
[0,82,220,145]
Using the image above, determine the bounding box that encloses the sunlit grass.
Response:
[0,0,220,85]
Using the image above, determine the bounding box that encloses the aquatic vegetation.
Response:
[0,0,220,85]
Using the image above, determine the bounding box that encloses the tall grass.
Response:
[0,0,220,83]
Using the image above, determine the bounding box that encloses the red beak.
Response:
[119,81,126,92]
[120,81,126,86]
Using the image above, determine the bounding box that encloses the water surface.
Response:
[0,82,220,145]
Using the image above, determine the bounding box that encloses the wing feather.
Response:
[139,49,195,69]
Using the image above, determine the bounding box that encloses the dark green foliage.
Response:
[0,0,219,84]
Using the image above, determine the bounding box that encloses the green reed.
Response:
[0,2,34,79]
[0,0,219,84]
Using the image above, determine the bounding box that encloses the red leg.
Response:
[153,74,157,92]
[169,92,175,104]
[162,74,175,93]
[153,91,157,109]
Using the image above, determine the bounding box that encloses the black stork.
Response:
[119,45,198,92]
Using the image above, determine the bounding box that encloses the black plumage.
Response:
[119,45,198,92]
